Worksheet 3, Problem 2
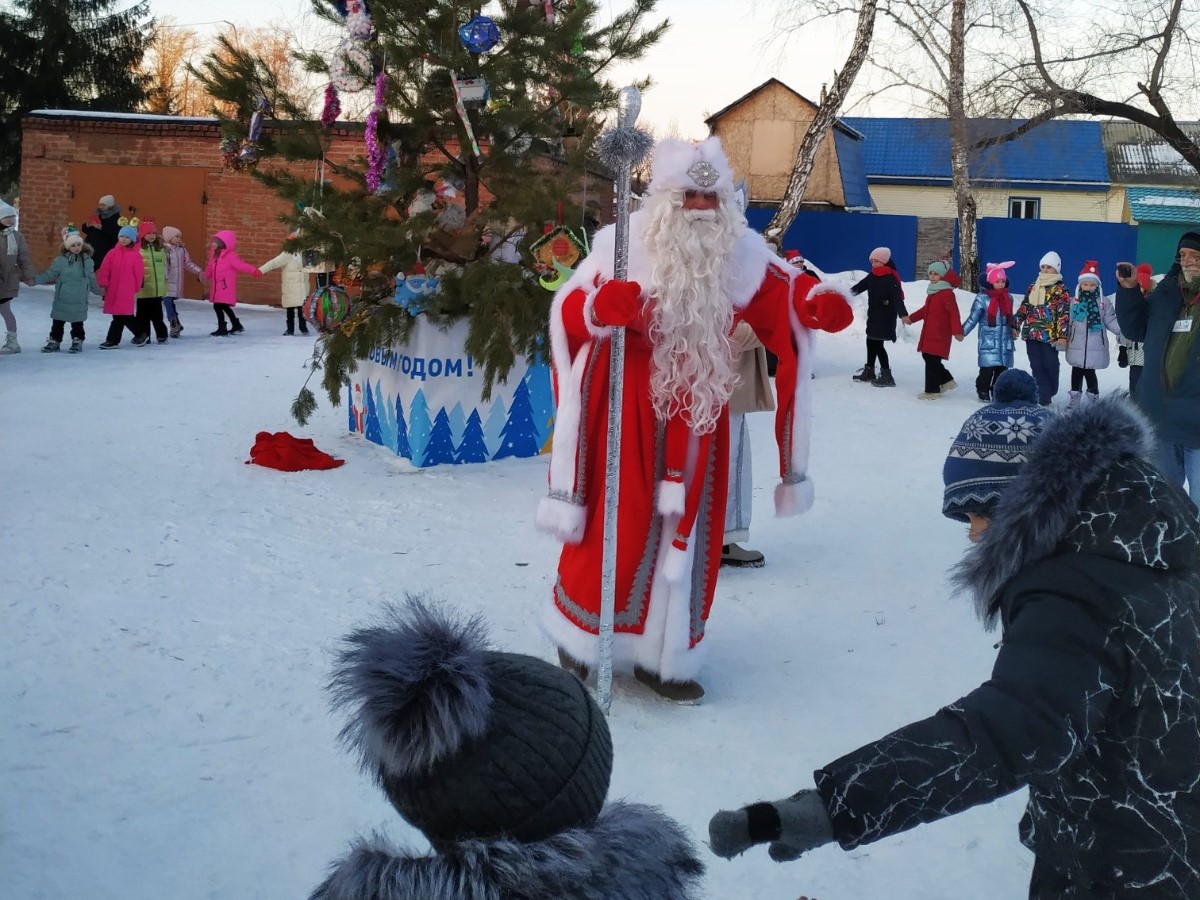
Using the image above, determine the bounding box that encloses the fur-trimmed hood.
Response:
[952,394,1200,625]
[308,801,704,900]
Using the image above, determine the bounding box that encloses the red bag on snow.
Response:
[247,431,345,471]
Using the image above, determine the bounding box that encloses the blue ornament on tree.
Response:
[458,16,500,53]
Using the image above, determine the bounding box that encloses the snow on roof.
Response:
[29,109,218,124]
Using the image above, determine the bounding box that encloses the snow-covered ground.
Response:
[1,282,1130,900]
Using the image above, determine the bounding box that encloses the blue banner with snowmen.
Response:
[348,317,555,467]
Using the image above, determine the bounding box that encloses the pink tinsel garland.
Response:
[365,72,388,192]
[321,83,341,128]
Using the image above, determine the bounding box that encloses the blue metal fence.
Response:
[744,208,920,280]
[745,206,1137,287]
[974,217,1137,291]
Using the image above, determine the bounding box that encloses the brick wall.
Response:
[19,114,374,304]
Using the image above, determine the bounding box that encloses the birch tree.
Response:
[761,0,878,251]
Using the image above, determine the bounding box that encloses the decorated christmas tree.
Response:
[196,0,666,424]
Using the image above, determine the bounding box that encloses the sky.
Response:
[148,0,868,139]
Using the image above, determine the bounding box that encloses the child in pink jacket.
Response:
[203,229,262,336]
[97,225,147,348]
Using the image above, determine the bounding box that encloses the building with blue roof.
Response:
[841,117,1120,224]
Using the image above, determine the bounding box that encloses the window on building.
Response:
[1009,197,1041,219]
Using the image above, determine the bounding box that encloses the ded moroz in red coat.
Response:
[536,210,853,683]
[907,272,964,359]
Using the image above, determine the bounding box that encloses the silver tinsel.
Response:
[595,127,654,173]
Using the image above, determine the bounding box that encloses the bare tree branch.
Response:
[763,0,878,248]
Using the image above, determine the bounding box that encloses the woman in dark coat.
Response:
[81,194,122,269]
[709,370,1200,899]
[850,246,908,387]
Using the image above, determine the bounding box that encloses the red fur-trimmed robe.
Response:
[536,213,852,681]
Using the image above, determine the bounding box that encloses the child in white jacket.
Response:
[259,239,310,335]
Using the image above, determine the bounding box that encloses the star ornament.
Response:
[687,159,719,189]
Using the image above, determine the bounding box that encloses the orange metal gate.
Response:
[68,164,209,297]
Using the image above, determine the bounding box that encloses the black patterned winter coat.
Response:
[814,396,1200,898]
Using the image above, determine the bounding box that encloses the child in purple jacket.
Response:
[202,230,261,336]
[162,226,204,338]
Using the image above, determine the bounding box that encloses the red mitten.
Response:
[253,268,264,279]
[84,215,101,230]
[591,279,643,327]
[798,290,853,333]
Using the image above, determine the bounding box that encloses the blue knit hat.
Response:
[942,370,1054,522]
[118,225,138,241]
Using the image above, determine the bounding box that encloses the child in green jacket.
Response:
[136,221,170,344]
[34,226,98,352]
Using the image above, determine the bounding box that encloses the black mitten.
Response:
[1118,345,1129,368]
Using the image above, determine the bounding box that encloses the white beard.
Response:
[642,191,743,435]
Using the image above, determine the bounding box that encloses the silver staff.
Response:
[592,87,653,714]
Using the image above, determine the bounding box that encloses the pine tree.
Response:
[494,377,541,460]
[195,0,666,424]
[0,0,152,194]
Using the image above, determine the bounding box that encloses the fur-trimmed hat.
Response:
[648,137,735,196]
[330,597,613,844]
[943,370,1055,522]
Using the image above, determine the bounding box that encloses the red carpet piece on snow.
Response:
[247,431,345,471]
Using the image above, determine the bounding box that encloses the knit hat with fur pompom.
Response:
[329,596,613,844]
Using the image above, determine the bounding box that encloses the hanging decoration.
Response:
[393,267,441,315]
[305,283,352,332]
[331,40,371,93]
[448,71,483,160]
[458,15,501,53]
[321,83,342,128]
[217,98,270,171]
[238,97,271,165]
[337,0,374,41]
[365,71,389,193]
[530,225,587,273]
[538,259,575,291]
[456,76,489,103]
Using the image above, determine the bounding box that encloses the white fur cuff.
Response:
[536,495,587,544]
[657,480,685,516]
[775,477,815,517]
[581,290,614,340]
[809,280,856,308]
[660,544,689,583]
